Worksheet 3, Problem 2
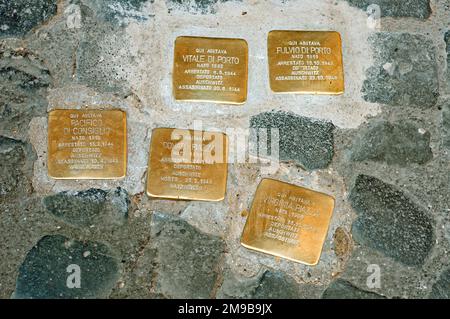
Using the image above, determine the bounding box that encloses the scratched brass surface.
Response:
[268,30,344,94]
[241,178,335,265]
[47,109,127,179]
[146,128,228,201]
[173,36,248,104]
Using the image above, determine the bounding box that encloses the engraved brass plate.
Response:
[241,178,335,265]
[268,30,344,94]
[48,109,127,179]
[173,36,248,104]
[146,128,228,201]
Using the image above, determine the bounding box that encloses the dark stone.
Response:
[0,137,26,196]
[217,270,260,298]
[252,271,301,299]
[13,235,119,299]
[0,48,51,138]
[43,188,129,227]
[429,268,450,299]
[350,175,434,266]
[250,111,334,170]
[362,33,439,108]
[443,103,450,150]
[344,0,431,19]
[322,279,386,299]
[0,135,36,199]
[218,270,303,299]
[349,120,433,165]
[43,189,106,226]
[149,212,225,298]
[0,0,58,38]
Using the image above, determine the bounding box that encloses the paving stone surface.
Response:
[148,212,225,298]
[322,279,386,299]
[250,111,335,170]
[43,188,130,227]
[218,270,314,299]
[429,268,450,299]
[0,48,51,138]
[349,175,434,266]
[362,33,439,108]
[349,120,433,165]
[0,0,58,38]
[0,0,448,299]
[13,235,119,299]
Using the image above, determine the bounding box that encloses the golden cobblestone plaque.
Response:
[268,30,344,94]
[47,109,127,179]
[241,178,335,265]
[146,128,228,201]
[173,36,248,104]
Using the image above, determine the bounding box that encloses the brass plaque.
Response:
[241,178,335,265]
[268,30,344,94]
[173,36,248,104]
[146,128,228,201]
[48,109,127,179]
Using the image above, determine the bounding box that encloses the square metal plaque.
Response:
[268,30,344,94]
[241,178,335,265]
[173,36,248,104]
[47,109,127,179]
[146,128,228,201]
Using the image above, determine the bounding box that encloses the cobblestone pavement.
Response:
[0,0,449,299]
